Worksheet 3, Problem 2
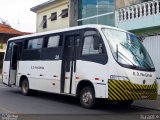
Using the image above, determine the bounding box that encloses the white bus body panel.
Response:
[17,61,62,93]
[124,68,156,85]
[64,71,75,94]
[75,60,111,98]
[9,69,16,85]
[2,61,10,84]
[64,72,71,93]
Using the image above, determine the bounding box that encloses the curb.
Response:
[132,105,160,111]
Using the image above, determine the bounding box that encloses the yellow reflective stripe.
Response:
[108,90,117,100]
[109,82,123,100]
[118,81,136,99]
[108,80,158,100]
[111,80,129,100]
[108,86,121,100]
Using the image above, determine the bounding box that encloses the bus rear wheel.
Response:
[21,79,30,95]
[80,86,96,109]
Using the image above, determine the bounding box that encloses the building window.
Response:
[59,9,68,18]
[40,15,47,29]
[49,12,57,21]
[78,0,115,26]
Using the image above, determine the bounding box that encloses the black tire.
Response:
[118,100,133,107]
[80,86,96,109]
[21,79,30,96]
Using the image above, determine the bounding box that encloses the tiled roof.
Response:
[0,23,30,35]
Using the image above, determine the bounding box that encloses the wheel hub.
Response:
[22,83,28,93]
[82,91,92,104]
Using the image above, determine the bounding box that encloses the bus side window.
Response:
[27,38,43,49]
[41,35,63,60]
[81,30,108,65]
[5,42,13,61]
[82,34,103,55]
[22,37,44,60]
[47,36,60,48]
[7,42,13,52]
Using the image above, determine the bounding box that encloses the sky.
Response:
[0,0,48,32]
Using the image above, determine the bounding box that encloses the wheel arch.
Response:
[19,75,28,87]
[76,80,95,97]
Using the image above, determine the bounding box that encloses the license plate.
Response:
[141,95,148,99]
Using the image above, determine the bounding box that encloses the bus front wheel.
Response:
[21,79,30,96]
[80,86,96,109]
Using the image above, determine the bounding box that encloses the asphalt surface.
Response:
[0,83,159,120]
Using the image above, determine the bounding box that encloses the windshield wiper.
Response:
[120,43,151,70]
[116,44,137,68]
[120,43,141,64]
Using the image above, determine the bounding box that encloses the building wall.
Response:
[36,0,69,32]
[115,0,151,9]
[116,14,160,31]
[34,0,115,32]
[143,35,160,94]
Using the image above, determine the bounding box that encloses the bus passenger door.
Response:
[8,44,19,86]
[61,35,80,94]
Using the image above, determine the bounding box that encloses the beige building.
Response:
[31,0,78,33]
[31,0,152,32]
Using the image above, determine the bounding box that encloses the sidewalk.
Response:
[132,96,160,111]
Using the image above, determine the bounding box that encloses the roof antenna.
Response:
[0,18,11,27]
[18,18,20,30]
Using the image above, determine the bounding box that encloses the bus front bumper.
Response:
[108,80,158,101]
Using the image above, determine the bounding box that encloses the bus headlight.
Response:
[110,75,129,81]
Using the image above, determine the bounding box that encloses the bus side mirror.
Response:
[93,35,100,50]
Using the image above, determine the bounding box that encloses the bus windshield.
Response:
[102,28,155,71]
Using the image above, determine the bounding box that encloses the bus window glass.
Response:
[27,40,33,49]
[36,38,43,48]
[27,38,43,49]
[102,28,155,71]
[7,42,13,51]
[84,31,97,36]
[47,36,60,48]
[82,36,103,55]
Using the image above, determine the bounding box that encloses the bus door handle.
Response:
[40,74,44,76]
[27,74,30,76]
[65,77,70,79]
[53,75,58,78]
[3,72,6,74]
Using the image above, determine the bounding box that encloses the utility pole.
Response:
[69,0,78,27]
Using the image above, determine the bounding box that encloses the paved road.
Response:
[0,83,159,120]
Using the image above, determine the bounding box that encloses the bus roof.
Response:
[8,24,127,41]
